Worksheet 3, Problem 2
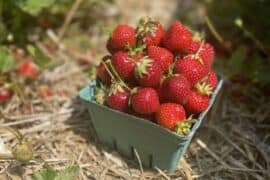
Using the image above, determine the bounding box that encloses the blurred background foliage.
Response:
[1,0,270,94]
[204,0,270,92]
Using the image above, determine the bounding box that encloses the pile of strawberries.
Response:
[96,17,218,135]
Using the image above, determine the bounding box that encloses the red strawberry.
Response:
[206,71,218,90]
[156,103,186,130]
[97,55,113,85]
[134,58,162,88]
[106,38,115,54]
[107,25,136,53]
[131,87,160,114]
[185,91,209,114]
[147,46,173,72]
[107,91,129,112]
[174,55,208,85]
[97,63,111,85]
[187,41,215,68]
[195,71,218,96]
[160,75,191,104]
[106,83,130,112]
[0,87,13,102]
[136,17,165,47]
[162,21,192,53]
[112,51,143,82]
[18,61,39,79]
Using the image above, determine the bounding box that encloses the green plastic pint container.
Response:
[78,77,223,172]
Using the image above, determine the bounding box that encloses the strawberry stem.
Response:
[107,60,131,91]
[195,40,205,57]
[101,61,116,81]
[127,44,146,57]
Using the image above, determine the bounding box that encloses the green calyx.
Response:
[136,16,158,39]
[95,83,107,105]
[175,116,197,136]
[192,31,205,41]
[134,57,152,78]
[195,82,213,96]
[195,40,205,64]
[126,44,146,57]
[109,82,125,95]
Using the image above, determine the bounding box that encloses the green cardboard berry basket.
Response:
[78,77,223,172]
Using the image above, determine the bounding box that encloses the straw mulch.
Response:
[0,56,269,179]
[0,0,269,179]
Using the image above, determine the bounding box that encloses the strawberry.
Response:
[195,71,218,96]
[185,91,210,114]
[0,88,13,102]
[112,51,143,82]
[162,21,192,53]
[206,71,218,90]
[174,55,208,85]
[156,103,186,130]
[160,75,191,104]
[134,58,162,88]
[106,82,130,112]
[107,25,136,53]
[136,17,165,47]
[187,40,215,68]
[18,61,39,79]
[147,46,173,72]
[97,63,111,85]
[131,87,160,114]
[97,55,113,85]
[106,38,115,54]
[107,91,130,112]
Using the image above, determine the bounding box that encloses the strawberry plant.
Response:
[200,0,270,91]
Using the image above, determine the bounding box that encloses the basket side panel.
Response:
[86,101,191,172]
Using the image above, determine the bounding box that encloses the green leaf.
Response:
[0,46,15,73]
[226,46,246,76]
[55,166,80,180]
[32,168,57,180]
[12,0,55,15]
